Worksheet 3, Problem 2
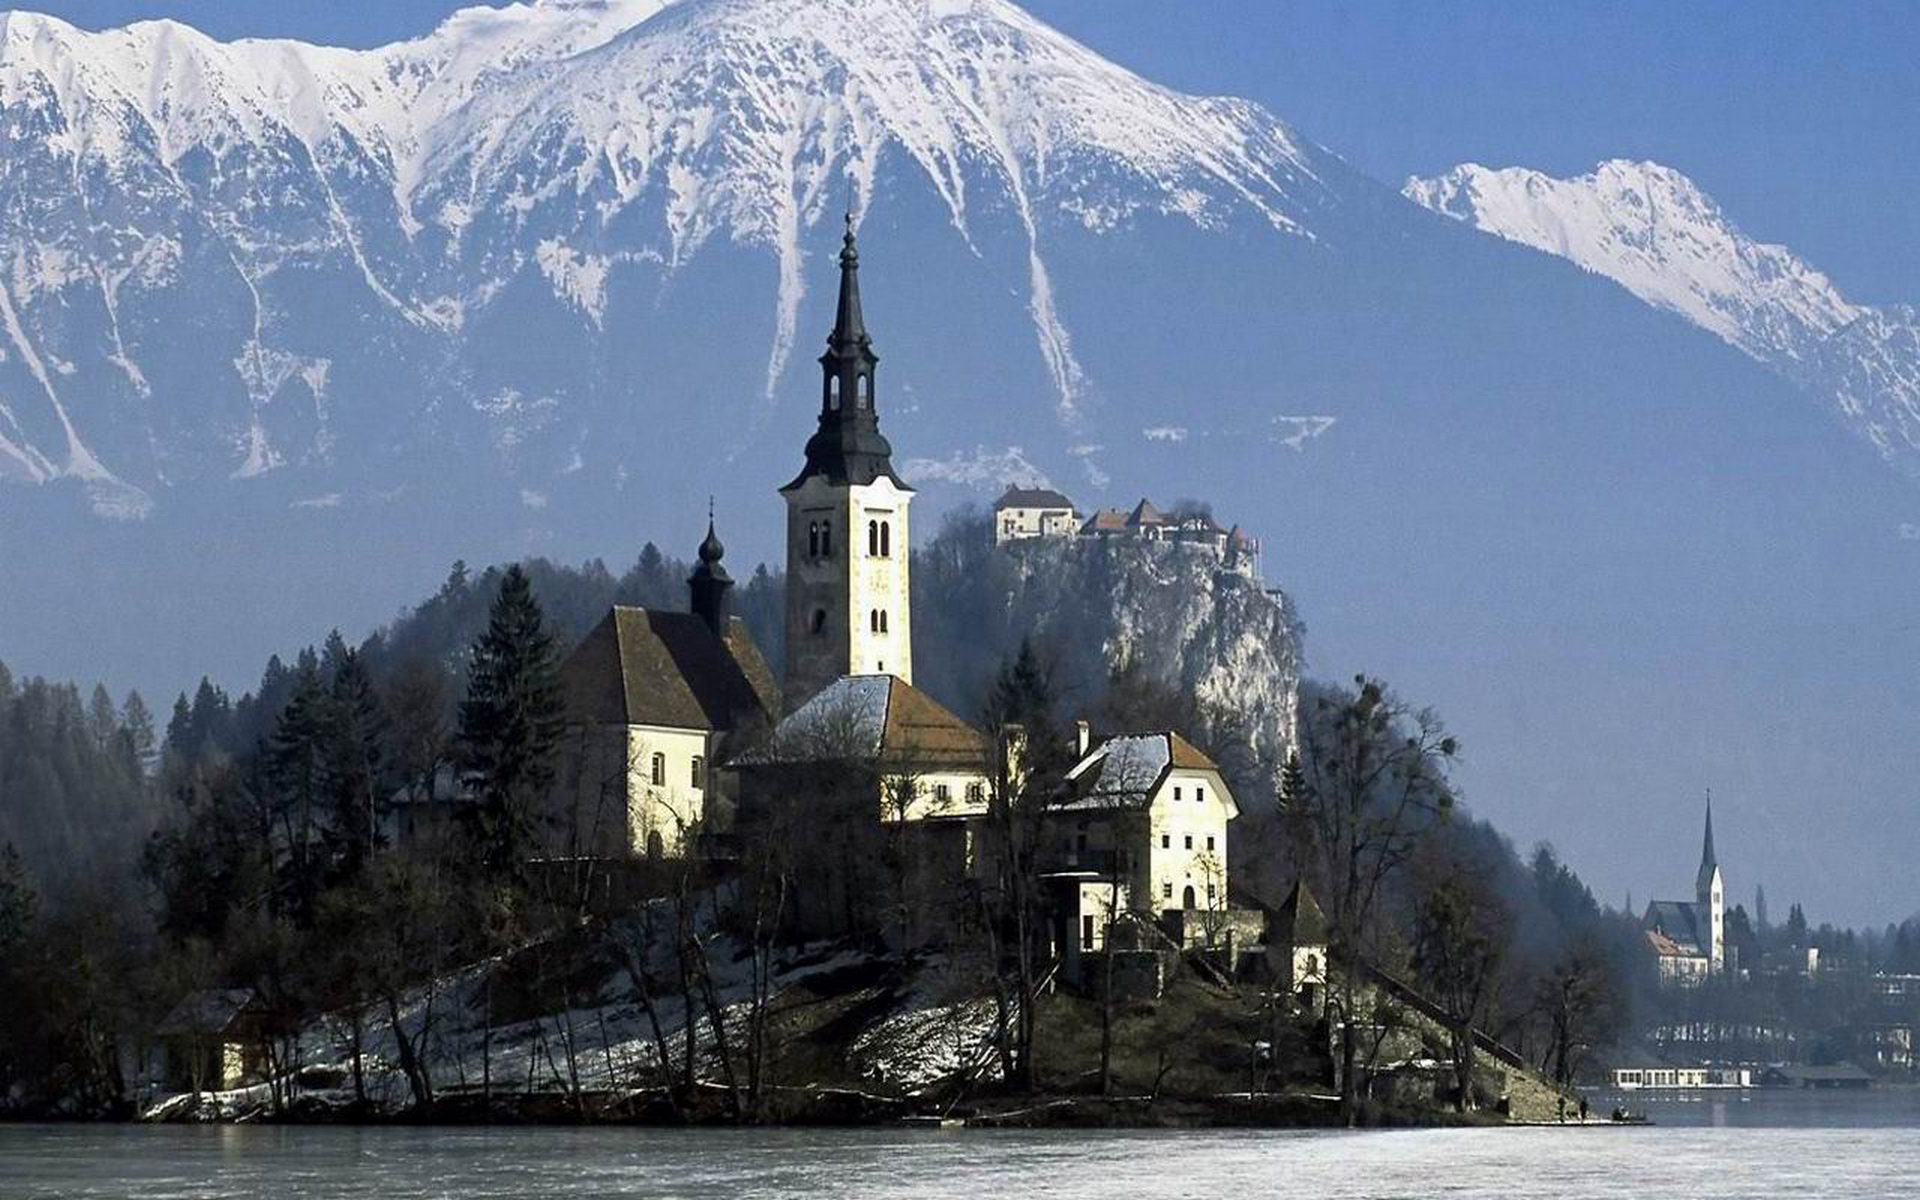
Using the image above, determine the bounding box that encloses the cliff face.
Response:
[926,535,1303,783]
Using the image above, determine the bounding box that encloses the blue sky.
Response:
[31,0,1920,306]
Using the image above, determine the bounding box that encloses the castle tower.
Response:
[780,216,914,704]
[1696,791,1724,972]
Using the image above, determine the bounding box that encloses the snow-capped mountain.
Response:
[0,0,1344,518]
[1405,160,1920,474]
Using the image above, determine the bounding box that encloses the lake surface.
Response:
[4,1093,1918,1200]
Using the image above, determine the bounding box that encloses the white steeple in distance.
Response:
[1696,790,1725,972]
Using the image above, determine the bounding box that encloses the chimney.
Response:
[1075,719,1091,757]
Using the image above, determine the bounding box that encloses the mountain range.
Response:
[2,0,1916,924]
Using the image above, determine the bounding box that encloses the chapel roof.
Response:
[1276,880,1328,945]
[745,674,986,769]
[1643,899,1707,956]
[559,608,778,733]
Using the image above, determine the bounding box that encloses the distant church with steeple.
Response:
[1642,795,1728,985]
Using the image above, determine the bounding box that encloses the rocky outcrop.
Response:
[989,536,1302,775]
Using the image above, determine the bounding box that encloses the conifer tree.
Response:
[120,691,156,775]
[269,660,329,917]
[86,684,118,750]
[323,649,387,877]
[459,564,566,875]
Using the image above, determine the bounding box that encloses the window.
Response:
[650,752,666,787]
[691,756,705,788]
[1162,882,1172,899]
[1206,836,1215,851]
[811,609,827,635]
[858,372,871,407]
[1206,884,1216,902]
[880,521,891,557]
[1161,834,1170,849]
[1174,786,1182,801]
[966,782,984,803]
[828,375,841,410]
[1196,785,1205,803]
[868,519,880,557]
[821,521,832,556]
[1082,915,1095,950]
[1184,835,1193,849]
[935,783,951,803]
[870,609,881,633]
[808,521,819,557]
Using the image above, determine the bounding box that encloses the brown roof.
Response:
[157,988,258,1036]
[1126,498,1166,527]
[994,485,1076,511]
[1060,731,1233,815]
[1276,880,1328,944]
[559,608,778,732]
[1080,508,1128,535]
[747,674,987,769]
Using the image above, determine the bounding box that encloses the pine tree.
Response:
[86,685,118,750]
[120,691,156,775]
[323,649,387,877]
[1277,750,1308,815]
[459,564,566,875]
[165,693,193,761]
[269,660,330,917]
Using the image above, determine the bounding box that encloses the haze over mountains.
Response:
[0,0,1915,925]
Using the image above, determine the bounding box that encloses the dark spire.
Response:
[783,213,909,492]
[1696,789,1719,896]
[688,501,734,635]
[829,211,867,353]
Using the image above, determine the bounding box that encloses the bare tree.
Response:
[1284,675,1456,1126]
[1410,866,1512,1111]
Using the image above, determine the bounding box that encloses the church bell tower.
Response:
[779,215,914,705]
[1696,792,1725,972]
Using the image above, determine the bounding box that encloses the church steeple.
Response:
[784,213,905,491]
[1696,790,1719,895]
[688,501,734,636]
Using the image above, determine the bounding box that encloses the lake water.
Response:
[4,1092,1918,1200]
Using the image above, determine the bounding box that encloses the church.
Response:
[1641,797,1726,986]
[550,217,1260,974]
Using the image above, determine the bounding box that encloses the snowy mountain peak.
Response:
[1404,159,1860,358]
[1406,159,1920,473]
[0,0,1342,511]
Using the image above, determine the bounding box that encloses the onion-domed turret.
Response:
[688,506,734,634]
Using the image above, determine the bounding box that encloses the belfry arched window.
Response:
[880,520,891,557]
[870,609,881,633]
[821,521,832,557]
[808,521,820,557]
[828,376,841,411]
[857,372,871,408]
[868,519,879,557]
